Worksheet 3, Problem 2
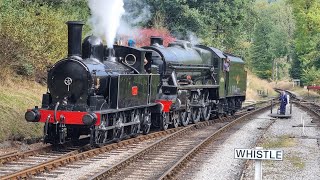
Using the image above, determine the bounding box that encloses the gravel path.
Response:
[242,105,320,180]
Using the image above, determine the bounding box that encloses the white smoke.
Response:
[123,5,151,26]
[187,31,202,45]
[117,19,138,39]
[117,1,152,43]
[88,0,125,48]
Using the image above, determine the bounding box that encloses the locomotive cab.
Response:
[114,45,153,74]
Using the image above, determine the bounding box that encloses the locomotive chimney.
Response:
[150,36,163,46]
[66,21,84,57]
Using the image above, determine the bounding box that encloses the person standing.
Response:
[128,39,136,47]
[223,58,231,96]
[223,58,231,72]
[279,91,288,115]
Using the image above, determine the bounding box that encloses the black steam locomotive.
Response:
[25,21,247,146]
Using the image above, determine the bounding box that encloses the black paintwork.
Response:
[46,41,159,112]
[82,36,104,62]
[48,58,91,105]
[66,21,84,57]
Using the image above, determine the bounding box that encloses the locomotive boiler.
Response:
[25,21,247,146]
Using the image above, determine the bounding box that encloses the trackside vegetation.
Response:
[0,0,89,80]
[0,0,89,141]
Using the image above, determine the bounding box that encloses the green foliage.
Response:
[251,11,274,79]
[289,53,302,79]
[288,0,320,85]
[145,0,256,49]
[0,0,89,78]
[301,66,320,85]
[18,63,35,77]
[250,0,295,80]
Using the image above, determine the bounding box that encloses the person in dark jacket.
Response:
[279,91,288,115]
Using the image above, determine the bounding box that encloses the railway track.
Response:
[0,101,271,180]
[0,128,181,179]
[87,104,271,180]
[0,145,52,166]
[282,88,320,118]
[160,105,275,180]
[297,101,320,120]
[0,144,91,179]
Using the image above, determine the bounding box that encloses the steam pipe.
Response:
[66,21,84,57]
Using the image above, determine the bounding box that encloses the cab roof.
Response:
[225,54,244,63]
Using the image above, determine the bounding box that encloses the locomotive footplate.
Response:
[96,103,160,114]
[178,85,219,90]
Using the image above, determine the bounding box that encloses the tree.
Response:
[288,0,320,85]
[250,0,295,80]
[144,0,256,50]
[251,14,274,79]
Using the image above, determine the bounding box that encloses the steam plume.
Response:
[187,31,202,45]
[88,0,125,48]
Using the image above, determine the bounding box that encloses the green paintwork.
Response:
[110,75,149,109]
[218,59,225,97]
[149,74,161,103]
[227,61,247,97]
[217,57,247,98]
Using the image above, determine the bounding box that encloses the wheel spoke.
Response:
[170,111,179,128]
[190,108,200,123]
[131,110,140,137]
[114,112,124,140]
[179,111,189,127]
[142,109,151,135]
[161,112,169,130]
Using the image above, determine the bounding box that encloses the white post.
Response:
[300,113,306,136]
[255,147,263,180]
[287,94,290,113]
[302,116,305,136]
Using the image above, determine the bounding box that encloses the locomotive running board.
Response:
[178,85,219,90]
[96,103,159,114]
[170,65,211,70]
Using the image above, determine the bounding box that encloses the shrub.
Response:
[17,63,35,77]
[0,0,89,79]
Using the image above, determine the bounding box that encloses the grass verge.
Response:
[261,135,296,148]
[287,155,305,169]
[0,76,45,141]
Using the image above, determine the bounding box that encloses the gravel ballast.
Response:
[178,105,319,180]
[186,109,275,180]
[242,105,320,180]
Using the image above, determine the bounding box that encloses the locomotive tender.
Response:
[25,21,247,146]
